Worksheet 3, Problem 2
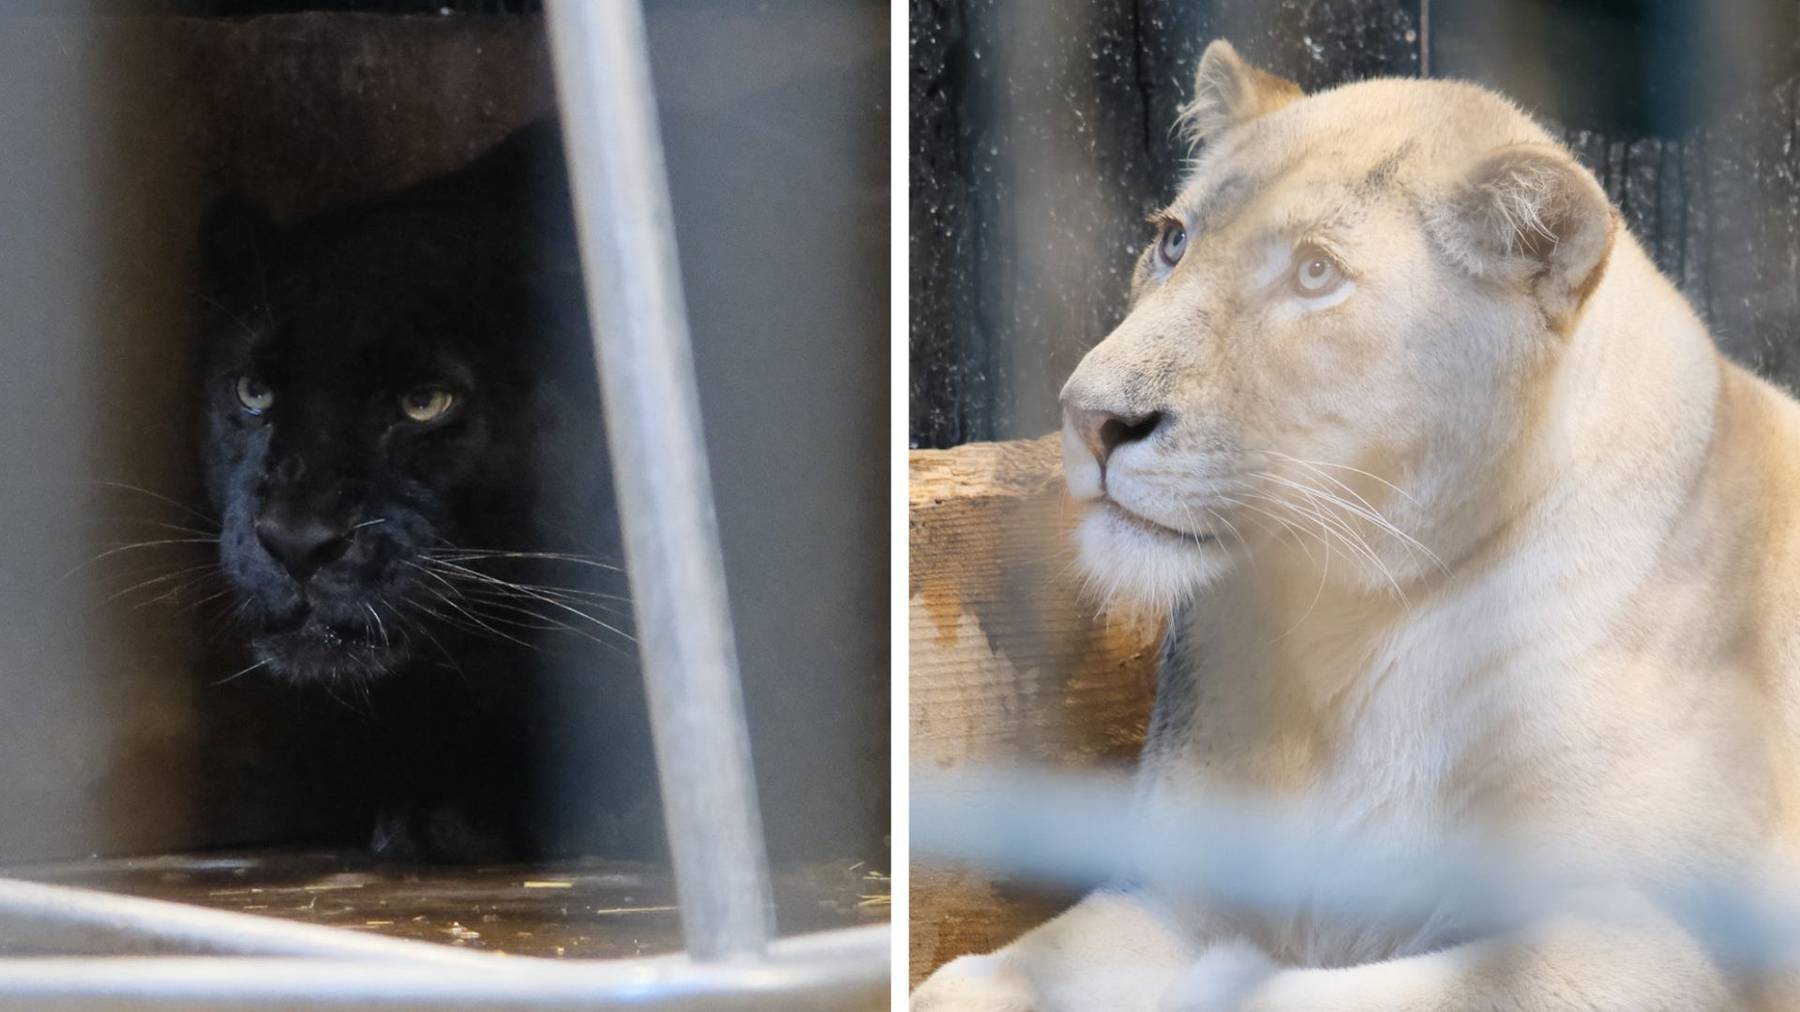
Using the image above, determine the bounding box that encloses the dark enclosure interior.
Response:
[0,0,888,954]
[910,0,1800,448]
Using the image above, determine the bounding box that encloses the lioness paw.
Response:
[1158,941,1282,1012]
[913,953,1040,1012]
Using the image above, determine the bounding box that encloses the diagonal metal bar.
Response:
[543,0,774,962]
[0,877,495,963]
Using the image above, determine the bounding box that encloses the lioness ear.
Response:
[1178,40,1302,143]
[1428,144,1616,332]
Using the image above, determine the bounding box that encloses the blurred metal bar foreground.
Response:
[543,0,774,963]
[914,767,1800,975]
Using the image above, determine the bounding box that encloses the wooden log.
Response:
[908,435,1163,984]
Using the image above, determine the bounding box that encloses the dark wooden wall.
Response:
[910,0,1800,448]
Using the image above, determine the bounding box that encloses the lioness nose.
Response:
[255,512,352,582]
[1066,406,1164,466]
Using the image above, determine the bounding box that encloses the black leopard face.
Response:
[198,127,611,686]
[205,311,510,682]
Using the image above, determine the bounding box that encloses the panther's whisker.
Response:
[425,549,623,572]
[117,518,222,539]
[89,480,219,527]
[403,570,539,652]
[102,562,222,603]
[390,603,467,686]
[205,600,250,646]
[426,560,637,644]
[173,585,235,615]
[212,658,270,687]
[63,538,220,581]
[139,572,226,608]
[434,570,632,606]
[404,560,475,604]
[364,603,391,651]
[450,594,636,659]
[449,579,633,618]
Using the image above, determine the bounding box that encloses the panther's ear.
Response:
[1177,40,1302,144]
[197,193,280,308]
[1427,143,1616,332]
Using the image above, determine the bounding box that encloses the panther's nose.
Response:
[1064,406,1165,467]
[255,511,352,582]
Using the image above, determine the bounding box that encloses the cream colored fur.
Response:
[914,39,1800,1012]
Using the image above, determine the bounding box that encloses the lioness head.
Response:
[1060,41,1617,609]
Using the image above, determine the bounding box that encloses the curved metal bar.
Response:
[0,925,891,1010]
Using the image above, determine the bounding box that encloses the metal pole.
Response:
[543,0,774,962]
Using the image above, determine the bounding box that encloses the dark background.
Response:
[0,0,887,868]
[910,0,1800,448]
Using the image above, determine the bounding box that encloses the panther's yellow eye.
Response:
[235,375,273,414]
[399,388,456,424]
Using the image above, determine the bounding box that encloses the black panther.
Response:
[196,121,660,862]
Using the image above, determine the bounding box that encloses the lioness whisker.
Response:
[1201,504,1255,566]
[1258,465,1443,569]
[1224,494,1321,569]
[1247,487,1405,600]
[1272,479,1420,595]
[1244,480,1392,572]
[1263,450,1423,507]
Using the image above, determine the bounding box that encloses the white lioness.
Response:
[914,40,1800,1012]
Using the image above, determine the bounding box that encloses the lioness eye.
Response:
[1293,248,1345,296]
[399,388,456,424]
[1157,220,1189,268]
[235,375,273,414]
